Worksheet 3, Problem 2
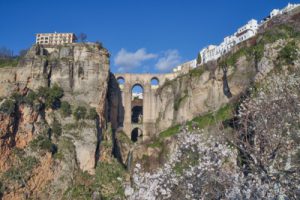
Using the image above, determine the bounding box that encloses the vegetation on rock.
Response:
[73,106,87,121]
[60,101,72,117]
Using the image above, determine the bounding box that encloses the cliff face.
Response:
[0,43,110,115]
[0,43,119,199]
[154,8,300,133]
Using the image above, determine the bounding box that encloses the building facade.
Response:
[36,33,76,45]
[199,19,258,64]
[198,3,299,65]
[172,59,196,74]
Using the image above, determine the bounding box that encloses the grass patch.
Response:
[189,67,205,77]
[159,125,180,138]
[187,104,234,130]
[0,58,19,68]
[147,139,163,148]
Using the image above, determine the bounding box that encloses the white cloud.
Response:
[155,49,181,71]
[114,48,157,72]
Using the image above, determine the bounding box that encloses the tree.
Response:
[18,49,28,58]
[227,72,300,198]
[196,53,202,66]
[0,47,13,59]
[77,33,87,43]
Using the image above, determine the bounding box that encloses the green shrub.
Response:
[87,108,98,120]
[30,135,52,151]
[37,84,64,109]
[73,106,87,121]
[277,41,299,65]
[25,91,37,105]
[3,155,39,182]
[60,101,72,117]
[11,92,25,104]
[52,118,62,138]
[189,67,205,77]
[0,99,15,115]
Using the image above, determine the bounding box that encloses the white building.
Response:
[270,9,281,18]
[269,3,300,19]
[36,32,76,45]
[236,19,258,43]
[197,3,300,65]
[172,59,196,74]
[199,19,258,64]
[282,3,300,13]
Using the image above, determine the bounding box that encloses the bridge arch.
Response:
[113,73,177,139]
[117,76,125,85]
[131,84,143,124]
[131,127,143,142]
[150,77,159,89]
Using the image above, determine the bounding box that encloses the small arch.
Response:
[131,128,143,142]
[117,77,125,85]
[151,77,159,89]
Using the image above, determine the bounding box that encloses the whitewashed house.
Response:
[282,3,300,13]
[199,19,258,64]
[270,9,281,18]
[172,59,196,74]
[190,3,299,67]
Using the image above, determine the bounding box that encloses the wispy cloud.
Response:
[155,49,181,71]
[114,48,157,72]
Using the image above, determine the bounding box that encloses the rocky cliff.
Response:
[154,7,300,133]
[0,43,127,199]
[126,8,300,199]
[0,6,300,200]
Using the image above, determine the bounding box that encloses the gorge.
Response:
[0,5,300,200]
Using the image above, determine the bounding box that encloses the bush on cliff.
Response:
[87,108,98,120]
[52,118,62,139]
[277,41,299,65]
[73,106,87,121]
[37,84,64,109]
[60,101,72,117]
[0,99,15,115]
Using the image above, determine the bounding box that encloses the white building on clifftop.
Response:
[199,19,258,64]
[36,32,76,45]
[198,3,299,65]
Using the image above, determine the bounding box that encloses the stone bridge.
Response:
[114,73,177,141]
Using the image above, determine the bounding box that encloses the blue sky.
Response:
[0,0,299,74]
